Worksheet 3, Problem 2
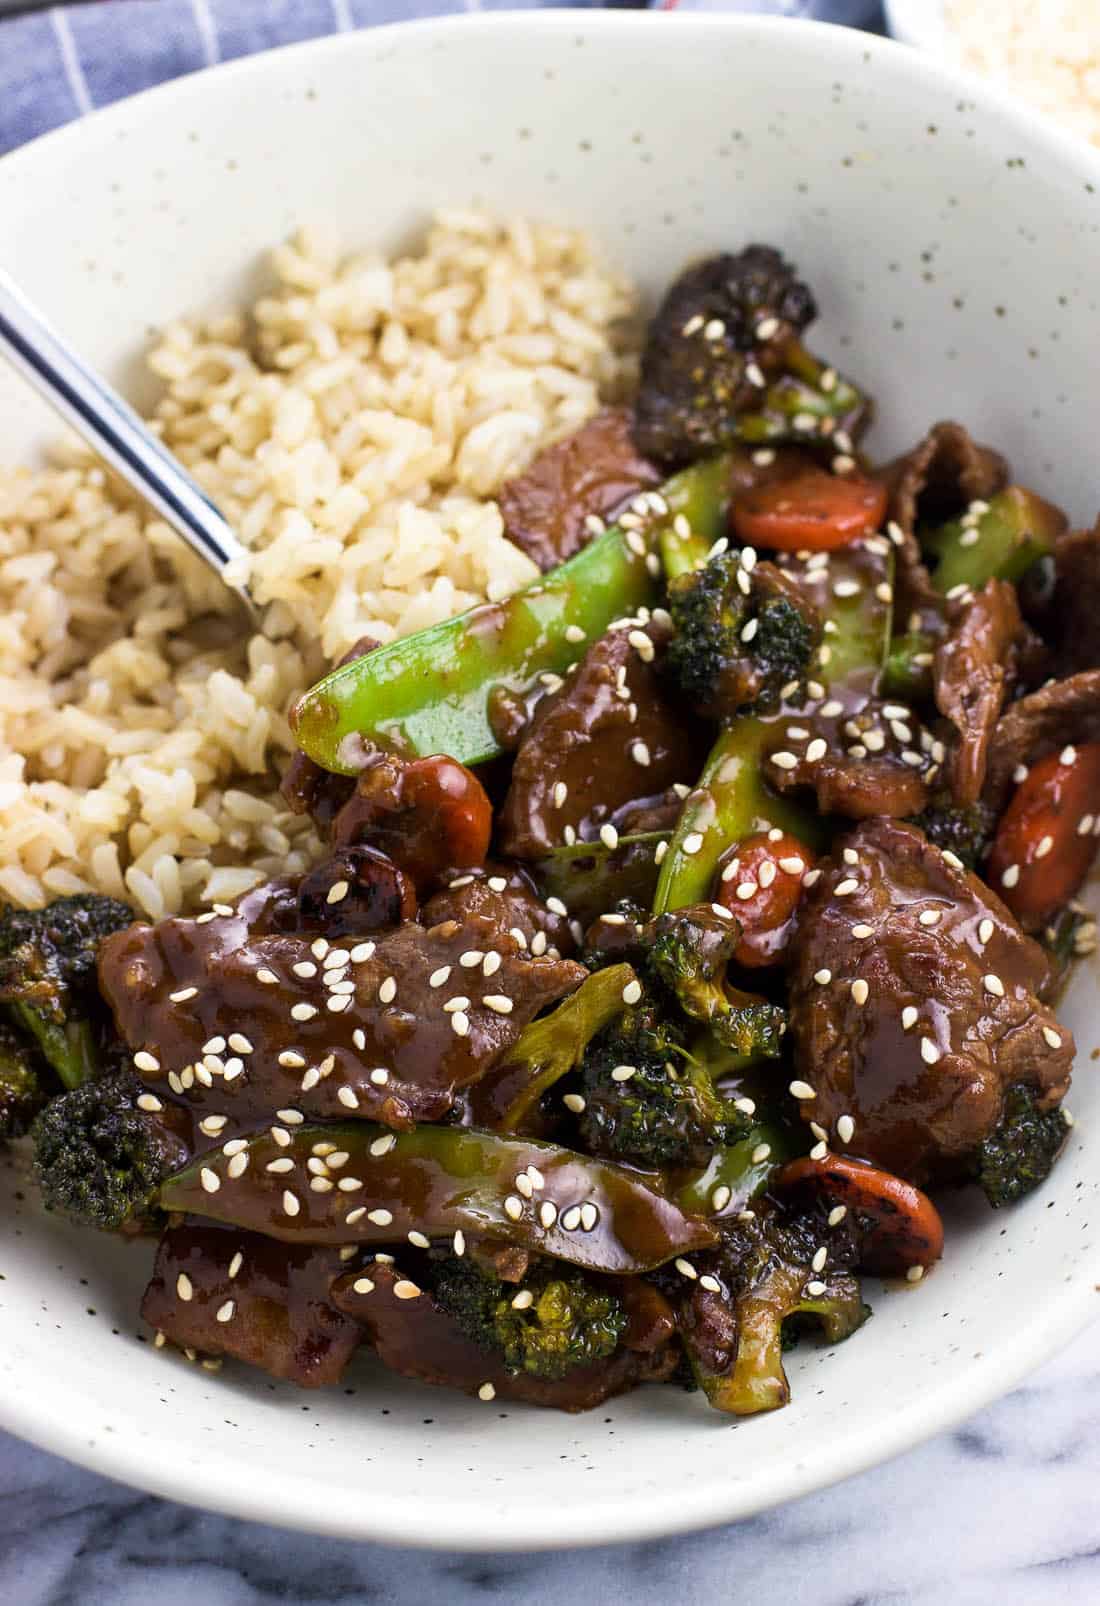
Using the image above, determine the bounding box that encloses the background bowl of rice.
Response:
[1,8,1100,1550]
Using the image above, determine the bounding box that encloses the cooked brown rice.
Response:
[0,212,637,917]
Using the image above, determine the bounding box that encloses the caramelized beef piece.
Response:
[1048,521,1100,675]
[500,619,699,859]
[330,1261,677,1412]
[141,1219,362,1386]
[281,636,379,829]
[98,906,585,1143]
[331,754,492,894]
[296,847,417,935]
[633,247,818,464]
[764,694,937,821]
[933,579,1023,806]
[419,864,575,957]
[879,421,1010,627]
[497,407,662,572]
[787,818,1073,1185]
[983,669,1100,813]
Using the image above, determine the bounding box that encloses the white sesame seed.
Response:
[539,1201,558,1229]
[901,1006,918,1030]
[735,1097,757,1116]
[711,1184,732,1213]
[628,629,655,663]
[834,878,858,897]
[429,966,452,990]
[503,1195,523,1221]
[367,1207,393,1226]
[378,976,397,1004]
[137,1093,163,1113]
[350,942,376,963]
[828,1204,847,1227]
[1043,1026,1063,1049]
[176,1273,193,1302]
[1078,814,1095,836]
[443,995,471,1013]
[393,1280,421,1301]
[850,979,869,1007]
[133,1049,161,1074]
[1035,834,1054,860]
[1061,745,1077,766]
[918,909,942,927]
[266,1157,295,1174]
[621,978,643,1006]
[169,986,198,1003]
[805,738,828,763]
[906,1265,925,1283]
[199,1167,220,1194]
[920,1037,941,1065]
[325,880,350,906]
[451,1011,470,1038]
[771,750,799,771]
[563,1092,586,1113]
[983,973,1005,998]
[812,1246,829,1273]
[814,968,832,986]
[559,1205,582,1231]
[805,1280,827,1298]
[810,1141,829,1160]
[756,316,780,340]
[837,1114,855,1143]
[977,918,994,945]
[228,1152,249,1179]
[270,1126,290,1148]
[675,1258,698,1280]
[1002,864,1020,888]
[851,924,873,940]
[789,1080,816,1101]
[291,1003,317,1022]
[370,1067,390,1086]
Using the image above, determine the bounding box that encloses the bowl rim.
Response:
[2,5,1100,1551]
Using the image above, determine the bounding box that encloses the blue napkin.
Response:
[0,1,885,157]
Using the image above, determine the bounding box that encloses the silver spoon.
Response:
[0,266,257,617]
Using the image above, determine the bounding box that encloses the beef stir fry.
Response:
[3,244,1095,1419]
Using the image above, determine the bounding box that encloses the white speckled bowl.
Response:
[2,9,1100,1551]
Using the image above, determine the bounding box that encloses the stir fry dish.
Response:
[4,243,1096,1418]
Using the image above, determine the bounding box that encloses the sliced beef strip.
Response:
[983,669,1100,813]
[499,618,700,860]
[329,1260,678,1412]
[141,1219,363,1386]
[878,421,1010,629]
[1048,520,1100,675]
[497,407,662,573]
[98,905,585,1144]
[933,579,1023,807]
[419,864,576,957]
[787,817,1072,1185]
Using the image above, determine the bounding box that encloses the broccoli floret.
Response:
[430,1255,626,1381]
[634,247,868,464]
[31,1070,183,1231]
[0,896,134,1089]
[666,552,816,720]
[0,1019,50,1141]
[977,1083,1069,1209]
[911,798,996,871]
[648,907,786,1059]
[576,1005,748,1169]
[1042,905,1094,993]
[681,1203,870,1415]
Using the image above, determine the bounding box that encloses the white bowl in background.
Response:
[1,9,1100,1551]
[884,0,950,51]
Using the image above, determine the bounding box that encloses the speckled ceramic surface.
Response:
[1,9,1099,1551]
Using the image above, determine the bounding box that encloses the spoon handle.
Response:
[0,267,256,614]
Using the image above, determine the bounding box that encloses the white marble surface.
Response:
[2,1318,1096,1606]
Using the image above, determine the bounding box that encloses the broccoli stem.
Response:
[882,631,935,701]
[8,1005,97,1092]
[656,453,735,580]
[654,540,893,913]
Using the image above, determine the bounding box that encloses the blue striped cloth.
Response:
[0,1,885,157]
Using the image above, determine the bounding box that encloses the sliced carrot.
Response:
[772,1155,944,1274]
[713,831,816,968]
[987,742,1100,927]
[730,469,887,552]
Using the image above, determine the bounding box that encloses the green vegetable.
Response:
[684,1206,869,1416]
[648,907,786,1060]
[159,1122,717,1275]
[533,834,668,929]
[665,551,816,720]
[923,486,1066,596]
[882,630,935,702]
[655,452,734,581]
[0,895,134,1089]
[977,1083,1070,1209]
[291,453,733,776]
[487,964,636,1132]
[910,797,996,870]
[32,1071,182,1231]
[576,1004,749,1170]
[430,1256,626,1382]
[654,539,893,913]
[0,1019,49,1142]
[676,1121,792,1218]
